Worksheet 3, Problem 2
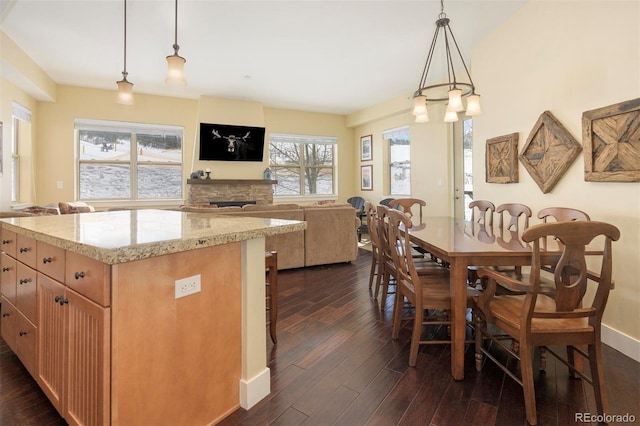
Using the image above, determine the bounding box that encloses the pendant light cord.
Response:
[123,0,128,77]
[173,0,179,53]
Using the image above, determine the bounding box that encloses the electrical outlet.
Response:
[175,274,201,299]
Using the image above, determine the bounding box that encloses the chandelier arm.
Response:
[443,25,458,89]
[447,24,475,90]
[418,24,441,91]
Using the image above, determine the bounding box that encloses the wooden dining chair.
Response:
[469,200,495,226]
[365,201,383,292]
[496,203,532,232]
[537,207,590,223]
[388,198,426,221]
[375,205,448,311]
[387,209,480,366]
[474,221,620,426]
[467,200,496,285]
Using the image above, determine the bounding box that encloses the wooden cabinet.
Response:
[1,252,17,304]
[16,262,37,324]
[1,295,17,352]
[38,272,111,425]
[1,229,17,258]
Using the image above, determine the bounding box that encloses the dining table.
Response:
[406,216,575,380]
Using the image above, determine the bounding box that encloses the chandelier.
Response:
[412,0,481,123]
[165,0,187,86]
[116,0,134,105]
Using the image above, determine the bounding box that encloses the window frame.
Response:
[75,119,184,207]
[268,133,337,200]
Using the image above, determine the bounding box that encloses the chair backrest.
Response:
[365,201,382,255]
[379,198,395,207]
[386,208,422,301]
[522,221,619,315]
[347,196,366,212]
[537,207,591,223]
[376,205,395,269]
[469,200,495,226]
[388,198,426,221]
[496,203,532,232]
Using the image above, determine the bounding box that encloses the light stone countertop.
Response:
[0,209,306,265]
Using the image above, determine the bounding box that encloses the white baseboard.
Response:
[239,367,271,409]
[602,324,640,362]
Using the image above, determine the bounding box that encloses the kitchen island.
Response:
[0,209,306,425]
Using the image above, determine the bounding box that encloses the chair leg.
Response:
[368,254,378,290]
[391,288,403,340]
[379,270,391,311]
[588,342,609,417]
[408,304,424,367]
[539,346,547,371]
[475,312,484,372]
[519,344,538,426]
[374,264,384,299]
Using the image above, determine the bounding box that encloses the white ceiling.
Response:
[1,0,525,115]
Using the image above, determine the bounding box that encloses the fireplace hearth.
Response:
[210,201,257,208]
[186,179,277,207]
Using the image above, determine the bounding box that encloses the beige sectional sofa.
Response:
[181,203,360,269]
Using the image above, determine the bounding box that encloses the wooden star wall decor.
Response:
[486,132,519,183]
[519,111,582,193]
[583,98,640,182]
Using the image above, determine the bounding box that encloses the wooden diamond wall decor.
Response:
[486,132,519,183]
[583,98,640,182]
[519,111,582,193]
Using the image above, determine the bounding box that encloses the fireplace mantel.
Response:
[186,179,278,206]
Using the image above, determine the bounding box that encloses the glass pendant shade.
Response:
[412,95,427,116]
[415,112,429,123]
[465,93,482,116]
[447,88,464,112]
[444,108,459,122]
[116,78,134,105]
[165,54,187,86]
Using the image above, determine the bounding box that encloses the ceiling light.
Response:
[166,0,186,86]
[116,0,134,105]
[412,0,481,122]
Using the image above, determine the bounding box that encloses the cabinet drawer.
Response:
[1,229,17,257]
[37,241,65,282]
[1,253,17,304]
[66,251,111,307]
[16,235,37,268]
[16,262,38,325]
[16,309,38,379]
[1,296,18,352]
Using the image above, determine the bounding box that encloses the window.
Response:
[269,133,336,196]
[11,102,33,203]
[463,118,473,220]
[76,119,183,201]
[384,126,410,195]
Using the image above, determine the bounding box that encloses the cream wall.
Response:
[348,98,453,216]
[472,0,640,357]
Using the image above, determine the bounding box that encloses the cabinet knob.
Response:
[19,278,30,285]
[54,296,69,306]
[1,313,9,317]
[19,247,29,253]
[2,239,11,244]
[2,267,9,272]
[42,257,53,264]
[74,271,85,279]
[19,331,28,336]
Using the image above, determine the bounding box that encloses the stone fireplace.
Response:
[187,179,277,207]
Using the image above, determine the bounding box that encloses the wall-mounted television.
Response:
[199,122,265,162]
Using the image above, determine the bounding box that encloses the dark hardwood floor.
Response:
[1,248,638,425]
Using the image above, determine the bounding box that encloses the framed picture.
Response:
[360,134,372,161]
[583,98,640,182]
[486,132,519,183]
[360,165,373,191]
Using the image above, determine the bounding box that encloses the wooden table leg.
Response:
[449,257,467,380]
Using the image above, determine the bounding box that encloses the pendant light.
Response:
[116,0,134,105]
[411,0,481,122]
[166,0,187,86]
